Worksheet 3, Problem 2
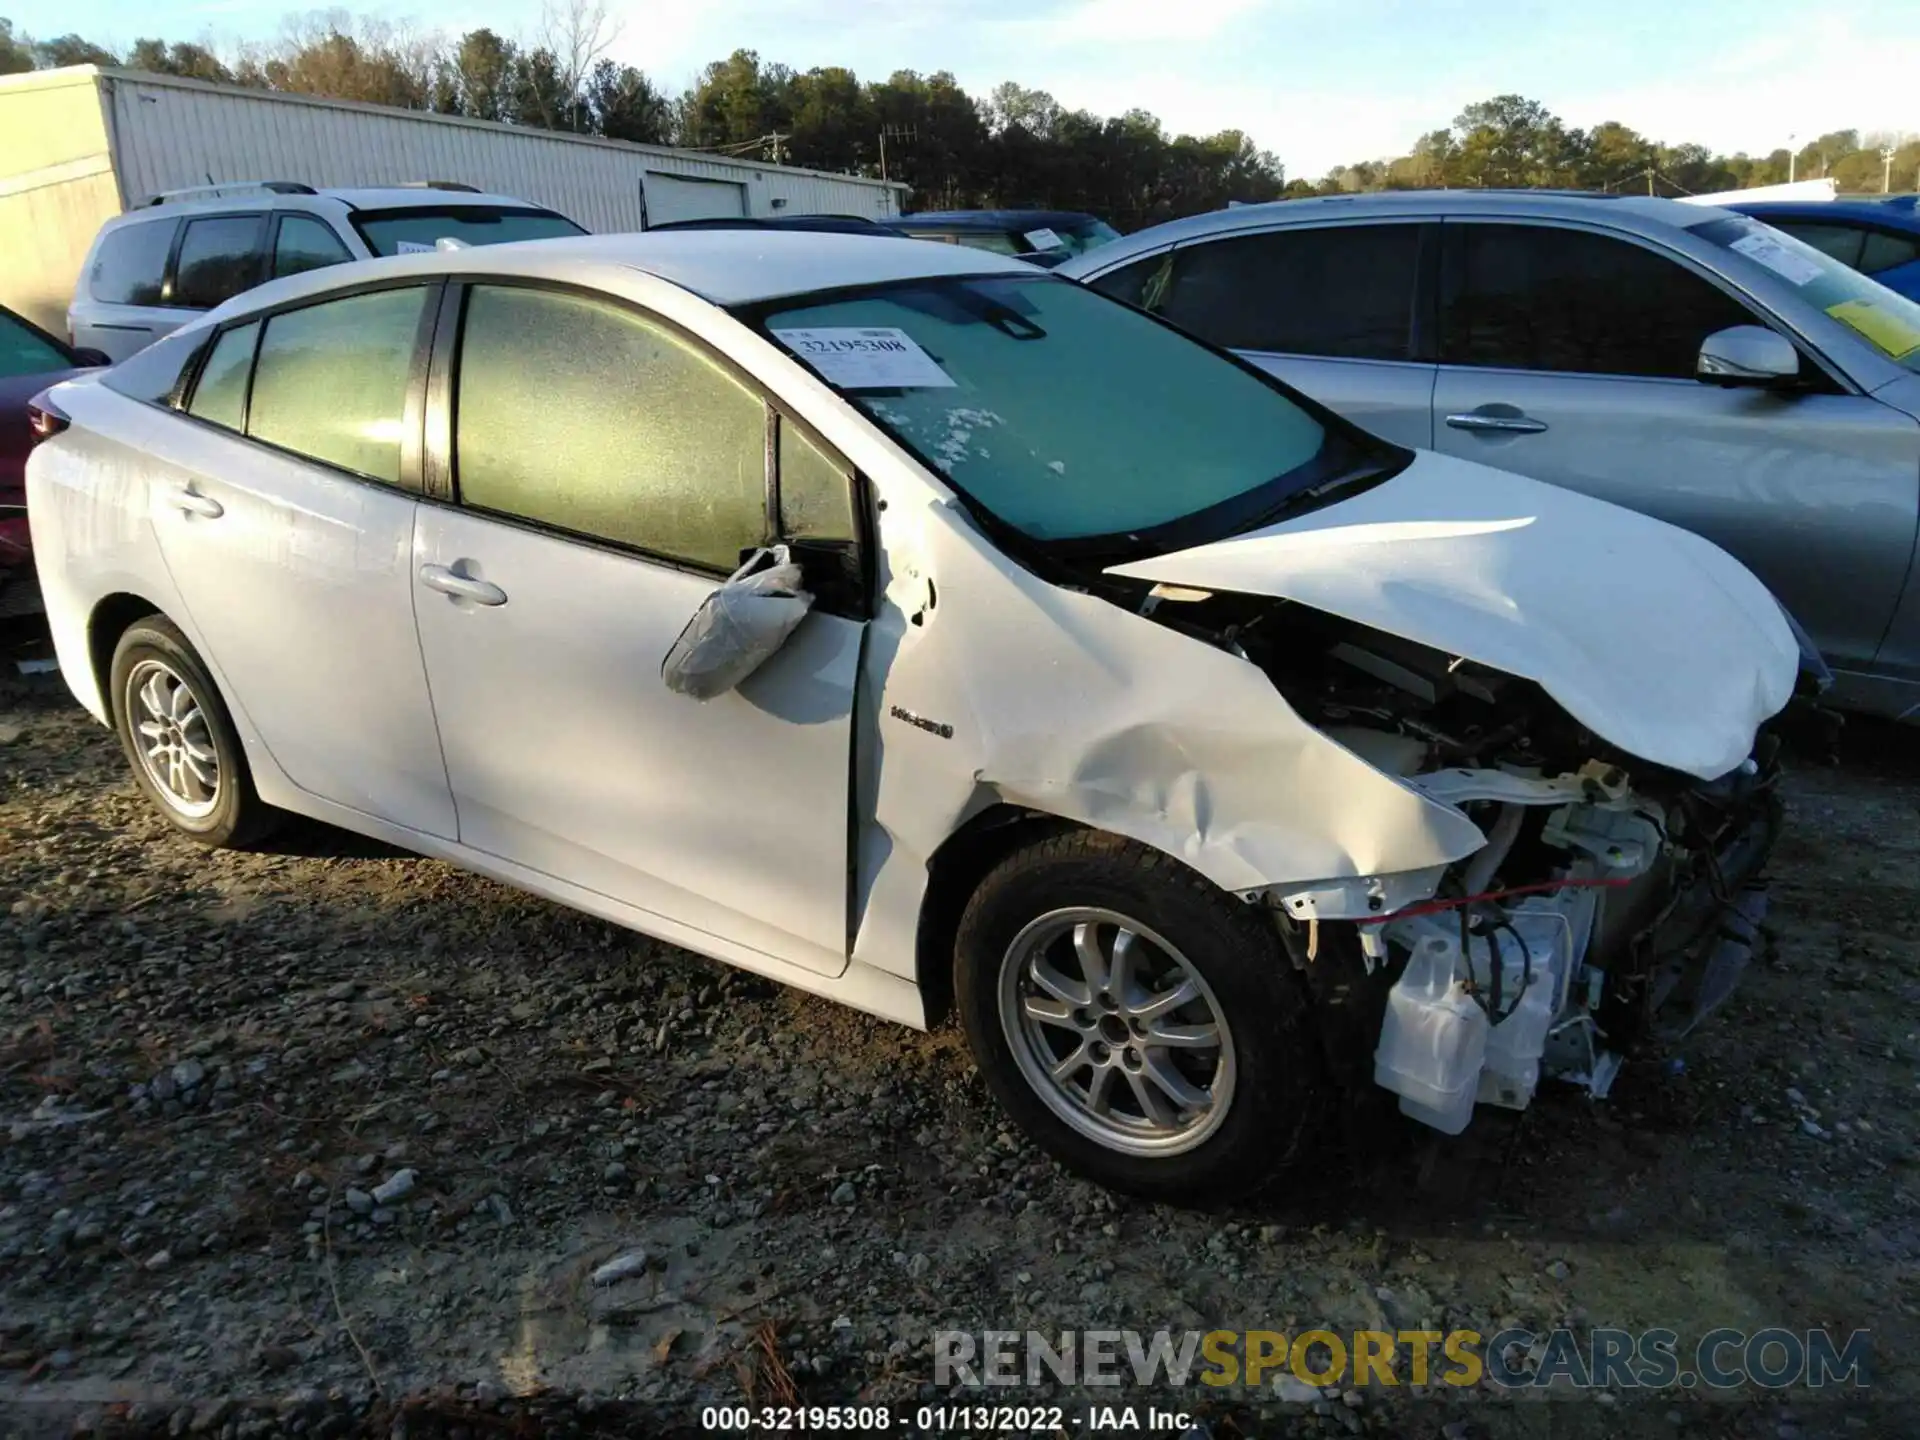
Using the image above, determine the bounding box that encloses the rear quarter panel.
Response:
[25,383,193,723]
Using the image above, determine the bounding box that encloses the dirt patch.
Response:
[1,634,1915,1438]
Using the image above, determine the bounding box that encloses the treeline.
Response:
[1310,95,1920,200]
[3,12,1913,226]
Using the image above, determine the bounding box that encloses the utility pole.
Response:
[1787,134,1797,183]
[768,132,787,165]
[1884,147,1897,194]
[879,124,915,182]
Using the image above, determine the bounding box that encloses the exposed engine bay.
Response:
[1129,581,1788,1134]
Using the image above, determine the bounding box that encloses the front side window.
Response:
[1156,224,1425,362]
[454,286,767,570]
[186,321,259,431]
[1443,224,1756,379]
[273,215,354,278]
[1860,228,1920,276]
[172,215,266,310]
[247,287,429,482]
[1690,214,1920,373]
[752,275,1378,551]
[352,206,585,256]
[778,420,856,543]
[1770,220,1865,268]
[0,309,71,378]
[89,220,177,306]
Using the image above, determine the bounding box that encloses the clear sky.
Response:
[8,0,1917,178]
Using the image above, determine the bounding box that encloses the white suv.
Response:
[70,182,585,361]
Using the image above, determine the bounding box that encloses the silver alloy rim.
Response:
[998,907,1236,1156]
[126,659,220,820]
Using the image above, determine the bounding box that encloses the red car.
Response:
[1,305,106,616]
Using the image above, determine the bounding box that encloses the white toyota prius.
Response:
[26,232,1817,1201]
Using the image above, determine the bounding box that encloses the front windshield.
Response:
[752,275,1370,546]
[352,206,586,256]
[1690,215,1920,373]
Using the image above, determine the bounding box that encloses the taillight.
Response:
[26,398,69,444]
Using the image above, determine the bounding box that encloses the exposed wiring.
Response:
[1355,875,1631,925]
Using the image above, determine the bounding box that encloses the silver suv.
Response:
[71,182,585,362]
[1061,191,1920,721]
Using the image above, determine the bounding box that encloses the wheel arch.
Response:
[88,592,170,723]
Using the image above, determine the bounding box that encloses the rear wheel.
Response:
[954,829,1327,1203]
[109,616,279,848]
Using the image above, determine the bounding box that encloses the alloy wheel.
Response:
[126,659,221,820]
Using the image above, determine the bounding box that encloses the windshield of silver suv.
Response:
[350,205,586,256]
[1689,214,1920,372]
[746,274,1395,556]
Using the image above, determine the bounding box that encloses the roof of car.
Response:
[1727,197,1920,228]
[1058,189,1732,275]
[319,188,558,211]
[116,187,557,221]
[892,209,1104,230]
[206,230,1043,322]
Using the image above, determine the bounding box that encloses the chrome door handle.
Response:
[164,487,224,519]
[418,563,507,606]
[1445,412,1549,434]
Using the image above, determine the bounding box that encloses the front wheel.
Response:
[954,830,1327,1203]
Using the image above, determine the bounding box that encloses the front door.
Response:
[410,282,864,971]
[145,283,456,836]
[1429,220,1920,675]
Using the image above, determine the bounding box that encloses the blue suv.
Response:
[1728,197,1920,301]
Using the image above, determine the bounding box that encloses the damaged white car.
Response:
[26,233,1825,1200]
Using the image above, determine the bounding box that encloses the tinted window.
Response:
[273,215,354,278]
[353,206,584,256]
[779,420,855,543]
[187,322,259,431]
[1771,221,1865,268]
[1159,225,1425,361]
[172,215,265,310]
[0,310,70,378]
[1443,225,1755,379]
[1861,228,1920,275]
[1085,253,1170,310]
[455,286,767,570]
[89,220,177,306]
[248,287,428,482]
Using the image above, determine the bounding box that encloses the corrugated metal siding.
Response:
[102,74,904,230]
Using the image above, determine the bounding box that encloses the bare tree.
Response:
[539,0,619,127]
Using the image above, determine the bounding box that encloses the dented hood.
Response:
[1107,452,1799,781]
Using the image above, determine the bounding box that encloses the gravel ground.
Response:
[2,618,1917,1439]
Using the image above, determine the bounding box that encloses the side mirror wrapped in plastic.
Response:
[660,545,815,701]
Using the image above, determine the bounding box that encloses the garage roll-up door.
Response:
[644,173,748,226]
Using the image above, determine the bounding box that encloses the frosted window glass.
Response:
[455,286,767,570]
[187,321,258,433]
[248,287,427,483]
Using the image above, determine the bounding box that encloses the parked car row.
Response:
[26,230,1818,1198]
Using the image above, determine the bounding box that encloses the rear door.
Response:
[409,281,866,971]
[1084,222,1438,448]
[71,217,180,361]
[1429,219,1920,675]
[148,282,457,836]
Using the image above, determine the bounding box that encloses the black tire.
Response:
[954,829,1328,1204]
[108,614,280,849]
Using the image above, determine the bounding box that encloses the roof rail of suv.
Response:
[392,181,482,193]
[141,180,318,207]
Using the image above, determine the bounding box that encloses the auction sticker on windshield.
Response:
[774,327,956,389]
[1728,233,1824,286]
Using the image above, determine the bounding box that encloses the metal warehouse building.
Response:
[0,65,908,332]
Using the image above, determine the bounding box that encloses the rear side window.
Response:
[1861,229,1920,276]
[89,220,177,306]
[1442,224,1756,379]
[186,322,259,431]
[273,216,354,278]
[248,287,429,482]
[453,285,767,571]
[172,215,266,310]
[1156,225,1426,361]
